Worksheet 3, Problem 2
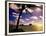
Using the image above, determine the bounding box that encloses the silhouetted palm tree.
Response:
[16,4,25,31]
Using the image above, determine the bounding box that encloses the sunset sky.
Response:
[9,4,43,25]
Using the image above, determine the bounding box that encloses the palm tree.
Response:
[16,4,25,31]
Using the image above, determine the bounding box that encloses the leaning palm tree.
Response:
[15,4,25,31]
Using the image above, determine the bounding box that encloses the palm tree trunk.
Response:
[16,4,25,31]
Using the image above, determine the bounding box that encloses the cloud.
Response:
[34,8,42,13]
[22,9,26,13]
[39,16,43,19]
[20,19,25,22]
[25,18,30,21]
[12,12,16,15]
[30,16,38,20]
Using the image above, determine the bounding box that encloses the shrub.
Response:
[29,24,32,26]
